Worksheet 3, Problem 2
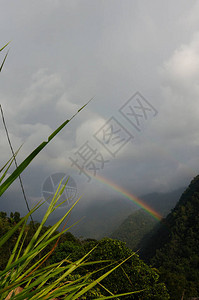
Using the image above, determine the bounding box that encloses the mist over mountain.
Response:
[48,197,136,240]
[43,186,185,239]
[140,187,186,216]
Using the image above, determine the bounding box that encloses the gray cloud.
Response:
[1,0,199,218]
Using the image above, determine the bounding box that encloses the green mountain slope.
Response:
[141,175,199,299]
[110,188,184,251]
[111,209,157,250]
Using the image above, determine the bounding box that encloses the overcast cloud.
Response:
[1,0,199,218]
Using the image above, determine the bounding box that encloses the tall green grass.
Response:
[0,42,9,72]
[0,162,141,299]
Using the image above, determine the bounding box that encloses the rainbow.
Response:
[91,173,163,221]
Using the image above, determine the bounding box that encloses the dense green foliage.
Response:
[0,200,111,299]
[141,175,199,299]
[0,212,21,269]
[0,212,169,299]
[0,212,62,270]
[51,236,169,299]
[111,209,157,251]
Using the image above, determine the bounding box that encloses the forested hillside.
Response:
[110,188,185,251]
[140,175,199,299]
[111,209,157,250]
[0,212,169,299]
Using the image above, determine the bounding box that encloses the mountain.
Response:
[69,198,137,239]
[141,175,199,299]
[48,198,136,240]
[110,188,185,250]
[140,187,185,216]
[111,209,157,250]
[45,187,184,240]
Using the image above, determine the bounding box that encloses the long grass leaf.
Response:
[0,50,9,72]
[71,253,136,300]
[0,146,22,183]
[6,215,28,268]
[0,100,91,197]
[0,203,41,248]
[0,42,10,52]
[40,246,97,297]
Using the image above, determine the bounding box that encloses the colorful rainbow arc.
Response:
[91,173,163,221]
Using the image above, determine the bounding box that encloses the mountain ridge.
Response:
[140,175,199,299]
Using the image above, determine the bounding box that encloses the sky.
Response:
[1,0,199,218]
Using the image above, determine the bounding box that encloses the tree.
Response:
[143,175,199,299]
[52,237,169,299]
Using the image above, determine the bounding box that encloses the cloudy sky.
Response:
[1,0,199,217]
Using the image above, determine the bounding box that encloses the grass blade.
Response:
[0,100,92,197]
[0,50,9,73]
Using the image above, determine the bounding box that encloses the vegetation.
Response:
[111,209,157,251]
[141,175,199,299]
[0,42,9,72]
[51,237,170,299]
[0,196,119,299]
[0,211,170,299]
[1,162,152,299]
